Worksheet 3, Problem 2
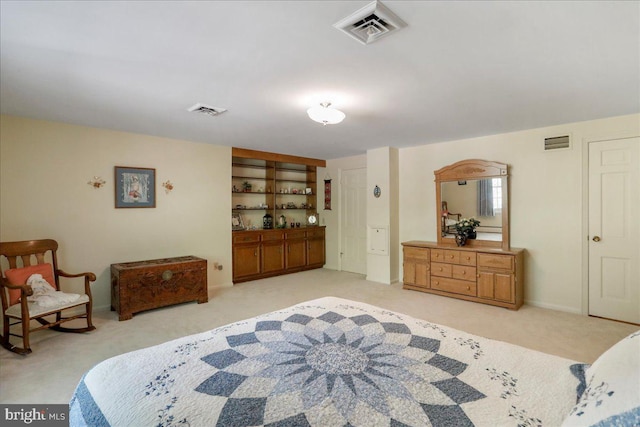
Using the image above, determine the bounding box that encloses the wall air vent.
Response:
[334,1,407,45]
[544,135,571,151]
[188,103,227,117]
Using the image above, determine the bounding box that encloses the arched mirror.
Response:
[435,159,510,250]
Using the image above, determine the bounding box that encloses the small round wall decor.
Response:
[373,185,381,198]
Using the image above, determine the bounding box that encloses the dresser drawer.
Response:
[404,247,429,261]
[233,233,260,244]
[285,230,306,240]
[431,249,460,264]
[431,277,477,297]
[452,265,476,282]
[458,252,477,266]
[307,228,325,238]
[431,262,452,278]
[262,231,284,241]
[478,253,514,271]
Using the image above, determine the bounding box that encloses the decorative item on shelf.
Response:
[307,102,345,126]
[88,176,106,189]
[263,213,273,229]
[277,215,287,229]
[233,185,239,192]
[242,181,252,192]
[286,202,297,209]
[232,213,245,231]
[305,188,312,195]
[162,180,174,194]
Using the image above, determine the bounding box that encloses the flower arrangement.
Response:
[455,217,480,235]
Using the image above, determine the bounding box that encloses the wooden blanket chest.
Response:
[111,256,208,320]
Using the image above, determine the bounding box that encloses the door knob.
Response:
[592,236,601,242]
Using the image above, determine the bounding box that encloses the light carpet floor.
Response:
[1,269,638,404]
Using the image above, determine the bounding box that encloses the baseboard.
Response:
[524,299,582,315]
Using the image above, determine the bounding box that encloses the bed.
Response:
[70,297,639,426]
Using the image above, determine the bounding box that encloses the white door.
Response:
[588,137,640,324]
[340,168,367,274]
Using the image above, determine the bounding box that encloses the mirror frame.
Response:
[435,159,510,251]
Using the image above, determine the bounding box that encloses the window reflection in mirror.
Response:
[441,178,503,241]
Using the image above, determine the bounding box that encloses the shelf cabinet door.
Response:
[285,239,306,269]
[478,271,515,303]
[233,244,261,279]
[403,247,430,288]
[307,237,325,267]
[262,241,285,274]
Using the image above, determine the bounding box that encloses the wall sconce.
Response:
[162,180,174,194]
[307,102,345,125]
[87,176,105,189]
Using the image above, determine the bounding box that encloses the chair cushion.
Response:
[5,294,90,319]
[561,331,640,426]
[4,263,56,305]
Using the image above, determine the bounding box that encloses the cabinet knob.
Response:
[162,270,173,281]
[462,271,466,275]
[450,255,454,259]
[466,286,470,291]
[434,281,439,285]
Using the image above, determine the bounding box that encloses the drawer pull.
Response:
[467,286,470,291]
[434,281,439,285]
[466,256,470,260]
[449,255,454,259]
[462,271,466,275]
[161,270,173,281]
[438,267,443,271]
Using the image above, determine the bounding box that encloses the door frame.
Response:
[581,130,640,317]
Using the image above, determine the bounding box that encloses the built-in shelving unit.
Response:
[231,148,327,283]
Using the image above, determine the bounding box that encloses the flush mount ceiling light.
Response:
[307,102,345,125]
[334,0,407,45]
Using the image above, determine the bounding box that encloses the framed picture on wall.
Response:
[115,166,156,208]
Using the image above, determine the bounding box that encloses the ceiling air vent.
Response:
[334,1,407,45]
[544,135,571,151]
[188,103,227,117]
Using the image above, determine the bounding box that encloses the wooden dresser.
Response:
[402,241,524,310]
[111,256,208,320]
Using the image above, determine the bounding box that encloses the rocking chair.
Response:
[0,239,96,355]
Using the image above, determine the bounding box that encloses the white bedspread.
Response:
[69,297,585,426]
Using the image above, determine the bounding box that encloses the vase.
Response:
[455,233,467,247]
[466,229,476,239]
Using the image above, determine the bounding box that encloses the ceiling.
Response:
[1,1,638,160]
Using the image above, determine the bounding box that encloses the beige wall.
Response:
[399,114,640,313]
[3,113,639,315]
[0,115,233,310]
